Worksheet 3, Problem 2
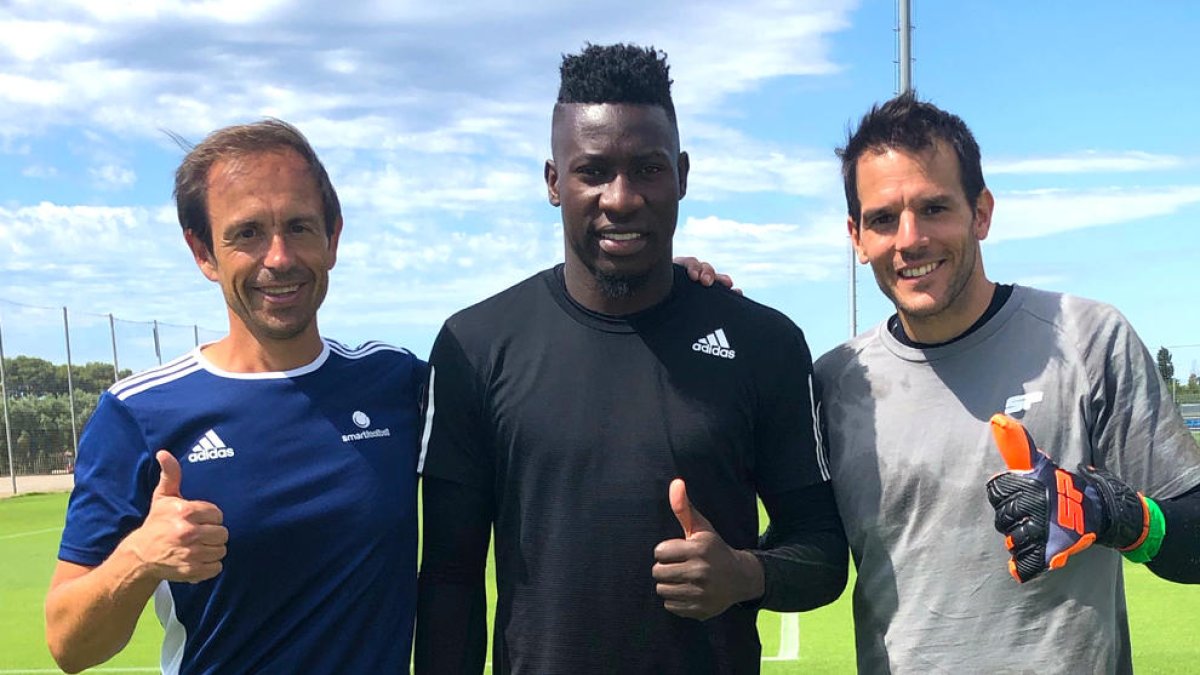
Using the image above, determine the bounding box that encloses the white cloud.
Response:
[0,1,857,148]
[0,202,164,259]
[21,164,57,178]
[89,163,137,189]
[0,0,866,348]
[688,150,840,199]
[674,212,848,288]
[0,19,97,62]
[989,185,1200,243]
[988,151,1186,175]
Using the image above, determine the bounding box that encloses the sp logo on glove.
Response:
[985,414,1150,583]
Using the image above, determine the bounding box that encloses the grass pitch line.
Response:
[0,527,61,540]
[776,612,800,660]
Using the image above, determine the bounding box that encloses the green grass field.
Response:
[2,492,1196,674]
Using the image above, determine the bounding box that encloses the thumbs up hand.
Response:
[985,414,1150,583]
[652,478,764,620]
[117,450,228,584]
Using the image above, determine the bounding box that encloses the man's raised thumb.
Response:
[669,478,713,537]
[153,450,183,499]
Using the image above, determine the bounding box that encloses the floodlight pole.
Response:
[899,0,913,93]
[852,1,914,338]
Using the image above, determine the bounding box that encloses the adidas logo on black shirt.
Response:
[693,328,736,360]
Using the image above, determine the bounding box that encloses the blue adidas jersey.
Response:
[59,339,426,674]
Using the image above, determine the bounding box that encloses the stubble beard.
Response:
[593,267,651,300]
[885,235,979,321]
[568,235,654,300]
[230,276,326,342]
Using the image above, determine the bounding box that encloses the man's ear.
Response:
[847,216,868,265]
[326,217,344,270]
[184,229,219,282]
[677,151,689,199]
[973,188,995,241]
[545,160,561,207]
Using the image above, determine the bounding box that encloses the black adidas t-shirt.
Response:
[419,264,828,673]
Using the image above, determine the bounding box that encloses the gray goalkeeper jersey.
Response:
[816,285,1200,674]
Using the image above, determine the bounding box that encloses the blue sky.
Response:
[3,0,1200,372]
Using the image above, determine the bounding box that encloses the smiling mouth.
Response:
[257,284,302,297]
[599,231,644,241]
[898,262,939,279]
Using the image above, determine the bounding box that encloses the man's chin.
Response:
[249,313,316,342]
[888,288,947,319]
[593,268,651,300]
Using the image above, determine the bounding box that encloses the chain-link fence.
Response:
[0,298,223,491]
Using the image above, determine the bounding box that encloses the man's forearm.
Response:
[45,552,160,673]
[1147,484,1200,583]
[414,575,489,673]
[415,476,493,674]
[754,482,849,612]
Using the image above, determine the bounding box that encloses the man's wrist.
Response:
[736,549,765,605]
[1122,497,1166,563]
[110,534,164,590]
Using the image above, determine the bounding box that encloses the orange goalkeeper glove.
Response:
[984,414,1150,583]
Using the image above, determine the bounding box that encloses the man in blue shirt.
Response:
[45,120,426,674]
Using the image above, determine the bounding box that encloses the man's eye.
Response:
[923,204,947,215]
[237,227,258,239]
[639,165,663,175]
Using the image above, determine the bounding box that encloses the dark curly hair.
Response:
[838,91,985,227]
[556,43,676,125]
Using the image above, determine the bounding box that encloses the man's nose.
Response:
[599,173,644,219]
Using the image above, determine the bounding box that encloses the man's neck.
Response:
[563,262,675,316]
[203,321,325,373]
[896,280,1001,346]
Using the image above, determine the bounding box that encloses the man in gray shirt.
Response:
[816,92,1200,673]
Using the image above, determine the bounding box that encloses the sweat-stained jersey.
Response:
[816,285,1200,674]
[58,339,426,675]
[418,264,830,674]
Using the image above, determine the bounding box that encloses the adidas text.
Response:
[188,447,235,463]
[692,342,736,359]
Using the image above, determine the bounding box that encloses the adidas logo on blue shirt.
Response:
[188,429,235,463]
[693,328,736,360]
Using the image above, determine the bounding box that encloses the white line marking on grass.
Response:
[777,612,800,660]
[0,527,61,540]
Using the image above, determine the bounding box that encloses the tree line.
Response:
[1157,346,1200,401]
[1,356,131,475]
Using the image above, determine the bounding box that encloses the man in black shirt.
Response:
[414,43,847,674]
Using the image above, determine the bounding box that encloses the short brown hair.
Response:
[173,119,341,250]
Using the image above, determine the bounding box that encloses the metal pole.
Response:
[899,0,913,93]
[63,307,79,454]
[194,324,200,347]
[0,318,15,493]
[153,320,162,366]
[109,313,120,383]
